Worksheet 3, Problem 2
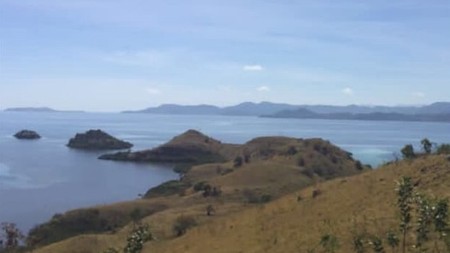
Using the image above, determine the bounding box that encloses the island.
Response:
[67,129,133,150]
[99,129,234,163]
[14,130,41,140]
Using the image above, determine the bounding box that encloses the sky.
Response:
[1,0,449,112]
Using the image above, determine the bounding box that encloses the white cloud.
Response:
[243,65,264,71]
[412,92,425,98]
[342,87,354,95]
[257,86,270,92]
[146,87,161,95]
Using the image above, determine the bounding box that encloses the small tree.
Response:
[173,216,197,237]
[233,156,243,168]
[0,222,24,250]
[420,138,432,154]
[400,145,415,159]
[396,177,414,253]
[414,194,434,250]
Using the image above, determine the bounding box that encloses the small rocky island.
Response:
[14,130,41,140]
[67,129,133,150]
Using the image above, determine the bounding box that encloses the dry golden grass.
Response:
[32,137,374,253]
[35,155,450,253]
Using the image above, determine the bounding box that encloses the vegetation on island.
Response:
[67,129,133,150]
[13,130,41,140]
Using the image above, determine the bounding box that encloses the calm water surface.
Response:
[1,112,449,231]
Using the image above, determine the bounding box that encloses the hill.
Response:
[122,101,450,118]
[265,109,450,122]
[67,130,133,150]
[99,129,237,163]
[122,104,221,115]
[28,131,366,251]
[4,107,84,113]
[5,107,57,112]
[32,154,450,253]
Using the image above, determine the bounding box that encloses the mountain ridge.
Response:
[123,101,450,116]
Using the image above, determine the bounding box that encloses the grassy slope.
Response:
[34,155,449,253]
[144,155,450,253]
[32,136,366,253]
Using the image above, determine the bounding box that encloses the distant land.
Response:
[4,107,85,113]
[4,102,450,122]
[124,101,450,122]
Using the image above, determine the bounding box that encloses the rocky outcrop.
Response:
[67,130,133,150]
[14,130,41,139]
[99,129,235,163]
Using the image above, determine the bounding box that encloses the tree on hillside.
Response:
[420,138,432,154]
[396,177,414,253]
[0,223,24,250]
[400,145,415,159]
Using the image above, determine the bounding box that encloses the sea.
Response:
[1,111,449,232]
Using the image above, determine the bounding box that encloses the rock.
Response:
[67,129,133,150]
[14,130,41,140]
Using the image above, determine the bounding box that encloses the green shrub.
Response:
[144,180,190,198]
[173,216,197,237]
[193,181,207,192]
[286,146,298,155]
[437,144,450,155]
[233,156,243,168]
[298,157,306,167]
[124,224,152,253]
[355,161,363,170]
[401,144,415,159]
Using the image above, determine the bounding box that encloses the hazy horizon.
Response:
[3,100,450,113]
[1,1,450,112]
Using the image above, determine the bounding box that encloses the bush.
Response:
[193,181,207,192]
[355,161,363,170]
[287,146,298,155]
[233,156,243,168]
[421,138,432,154]
[298,157,305,167]
[401,144,415,159]
[173,164,192,175]
[437,144,450,155]
[173,216,197,237]
[124,224,152,253]
[144,180,190,198]
[242,189,271,204]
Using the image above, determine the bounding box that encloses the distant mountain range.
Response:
[123,102,450,122]
[122,102,299,116]
[4,102,450,122]
[4,107,84,113]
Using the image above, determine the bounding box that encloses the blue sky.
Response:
[1,0,449,111]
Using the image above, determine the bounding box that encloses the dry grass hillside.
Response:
[33,155,450,253]
[29,131,366,252]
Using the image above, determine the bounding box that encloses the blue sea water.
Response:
[1,111,449,231]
